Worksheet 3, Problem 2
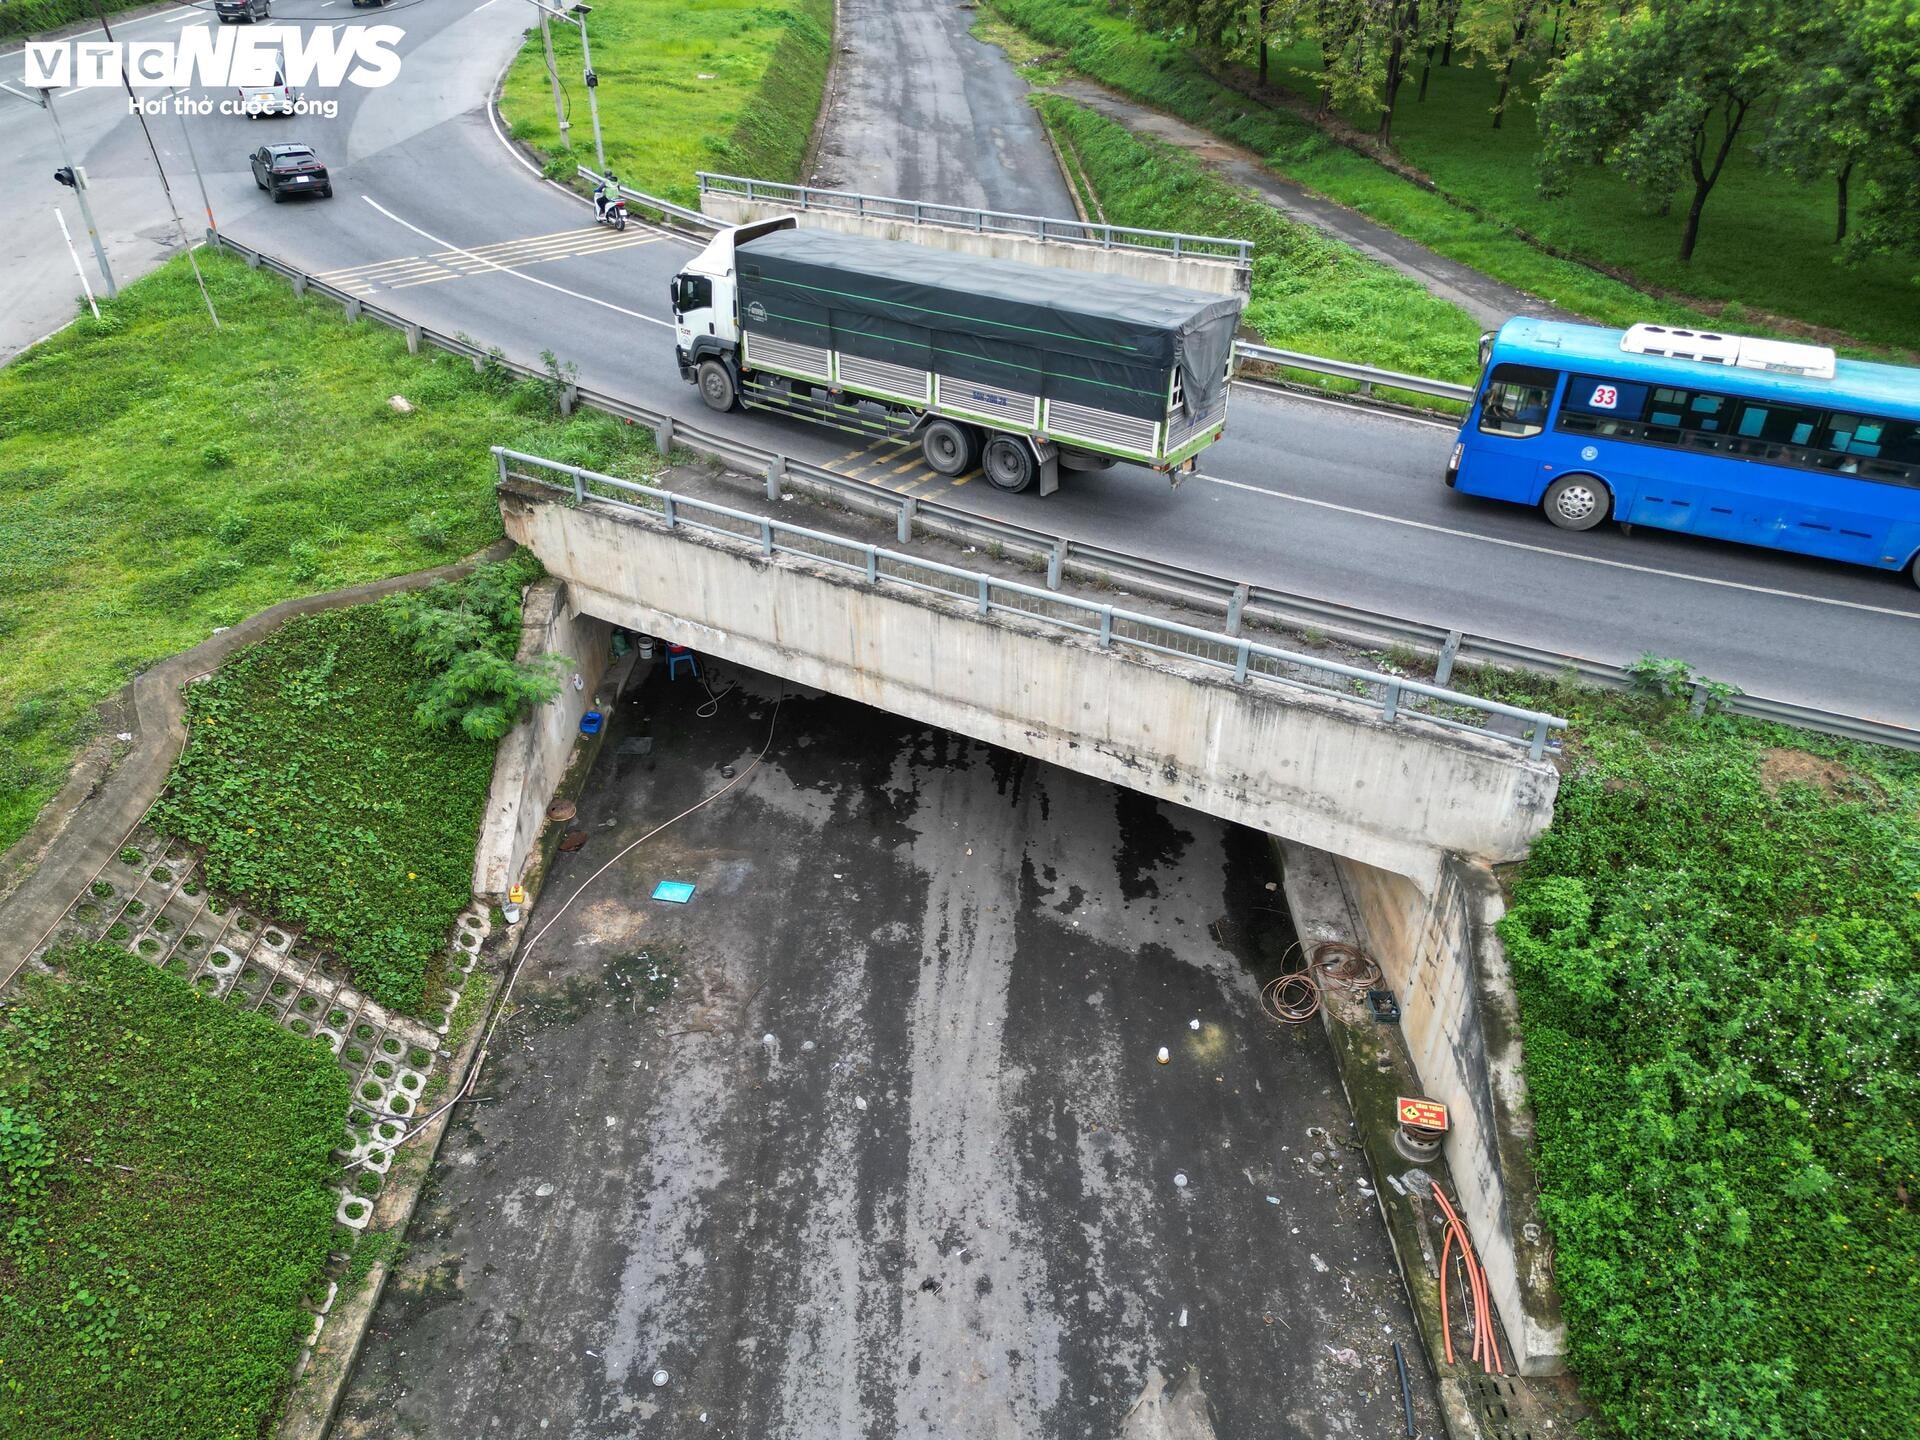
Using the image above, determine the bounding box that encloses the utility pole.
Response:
[2,80,121,298]
[55,209,102,320]
[539,10,571,149]
[92,1,217,328]
[523,1,605,171]
[572,5,606,173]
[170,88,217,238]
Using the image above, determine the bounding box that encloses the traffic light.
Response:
[54,165,76,188]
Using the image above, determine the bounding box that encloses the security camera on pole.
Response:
[522,0,606,171]
[0,80,118,299]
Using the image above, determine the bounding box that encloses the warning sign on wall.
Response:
[1397,1097,1450,1131]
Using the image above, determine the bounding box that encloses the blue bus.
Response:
[1446,319,1920,587]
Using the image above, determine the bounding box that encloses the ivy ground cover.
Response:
[0,942,349,1439]
[152,564,538,1014]
[1480,676,1920,1439]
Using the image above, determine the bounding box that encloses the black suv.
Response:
[250,144,332,202]
[215,0,270,21]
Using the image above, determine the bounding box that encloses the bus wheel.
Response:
[982,435,1036,493]
[922,419,980,477]
[1542,474,1611,531]
[696,360,737,413]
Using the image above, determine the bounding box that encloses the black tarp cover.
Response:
[735,228,1243,423]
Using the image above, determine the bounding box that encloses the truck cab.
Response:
[672,220,793,411]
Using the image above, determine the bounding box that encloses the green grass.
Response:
[0,942,351,1439]
[152,566,537,1013]
[0,0,144,42]
[0,251,663,858]
[1463,672,1920,1439]
[1037,97,1484,396]
[498,0,833,206]
[986,0,1918,357]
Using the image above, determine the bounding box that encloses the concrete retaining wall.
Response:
[499,482,1557,887]
[1293,846,1565,1375]
[472,579,612,901]
[700,193,1251,295]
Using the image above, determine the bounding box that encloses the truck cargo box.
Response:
[734,227,1242,428]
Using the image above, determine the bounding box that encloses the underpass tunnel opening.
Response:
[454,637,1446,1438]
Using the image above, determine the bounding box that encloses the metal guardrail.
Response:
[1234,341,1475,405]
[493,446,1566,757]
[577,167,716,235]
[201,231,1920,755]
[697,171,1254,263]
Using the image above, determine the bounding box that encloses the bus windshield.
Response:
[1446,318,1920,587]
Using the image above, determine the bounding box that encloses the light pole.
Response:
[1,81,120,298]
[538,9,570,151]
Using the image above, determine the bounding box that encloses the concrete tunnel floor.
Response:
[335,661,1443,1439]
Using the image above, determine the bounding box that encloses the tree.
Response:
[1761,0,1920,251]
[1536,0,1802,262]
[1378,0,1427,139]
[1417,0,1464,101]
[1463,0,1551,129]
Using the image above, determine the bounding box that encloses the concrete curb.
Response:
[0,543,514,993]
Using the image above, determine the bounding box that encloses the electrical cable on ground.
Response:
[345,685,784,1171]
[1258,940,1384,1026]
[1431,1180,1504,1375]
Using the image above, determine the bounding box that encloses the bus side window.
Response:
[1477,364,1555,438]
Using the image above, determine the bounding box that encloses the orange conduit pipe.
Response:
[1430,1182,1504,1375]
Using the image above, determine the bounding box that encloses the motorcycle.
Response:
[594,193,628,232]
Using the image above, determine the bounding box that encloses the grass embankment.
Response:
[152,562,545,1013]
[985,0,1915,354]
[0,251,662,859]
[0,0,142,42]
[1468,673,1920,1439]
[0,942,351,1439]
[498,0,833,206]
[1256,31,1920,354]
[1036,97,1483,393]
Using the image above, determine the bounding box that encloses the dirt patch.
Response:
[1758,747,1862,799]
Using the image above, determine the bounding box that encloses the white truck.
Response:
[671,218,1244,495]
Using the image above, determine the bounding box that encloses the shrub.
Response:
[1485,680,1920,1440]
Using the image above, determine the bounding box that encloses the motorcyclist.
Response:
[594,173,620,222]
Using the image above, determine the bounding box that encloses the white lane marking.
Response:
[1195,471,1920,619]
[167,8,199,21]
[476,0,501,9]
[1231,377,1456,431]
[359,195,672,327]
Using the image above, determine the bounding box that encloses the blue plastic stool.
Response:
[666,646,700,682]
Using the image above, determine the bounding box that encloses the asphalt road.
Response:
[4,1,1915,724]
[335,666,1443,1439]
[811,0,1076,216]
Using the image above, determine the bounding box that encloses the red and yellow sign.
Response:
[1397,1096,1450,1131]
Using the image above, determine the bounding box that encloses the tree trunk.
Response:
[1381,1,1416,139]
[1679,101,1747,262]
[1442,14,1457,65]
[1492,61,1515,129]
[1259,0,1271,85]
[1835,159,1852,244]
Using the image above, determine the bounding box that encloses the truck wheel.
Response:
[697,359,737,413]
[1541,474,1610,531]
[922,419,979,477]
[981,435,1036,494]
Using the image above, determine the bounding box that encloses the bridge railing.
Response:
[199,231,1920,755]
[695,171,1254,262]
[495,445,1567,758]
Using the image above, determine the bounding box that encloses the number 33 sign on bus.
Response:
[1588,383,1619,409]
